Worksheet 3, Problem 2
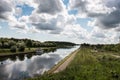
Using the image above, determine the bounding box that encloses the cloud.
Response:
[35,0,64,15]
[90,27,106,39]
[69,0,120,30]
[15,0,37,8]
[9,21,28,30]
[29,14,64,34]
[62,24,88,40]
[0,0,14,20]
[69,0,87,13]
[1,0,120,44]
[15,7,22,16]
[69,0,112,17]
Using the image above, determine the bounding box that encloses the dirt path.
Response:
[53,49,79,73]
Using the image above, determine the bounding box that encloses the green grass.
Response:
[27,47,120,80]
[0,48,37,56]
[0,47,57,56]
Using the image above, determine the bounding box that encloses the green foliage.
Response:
[0,38,76,54]
[18,44,25,52]
[26,40,32,47]
[81,43,120,53]
[9,40,16,46]
[0,38,76,50]
[10,45,17,52]
[0,42,2,48]
[3,42,9,48]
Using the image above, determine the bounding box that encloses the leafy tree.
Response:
[10,45,17,52]
[18,44,25,52]
[3,42,9,48]
[26,40,32,47]
[9,40,16,46]
[0,42,2,48]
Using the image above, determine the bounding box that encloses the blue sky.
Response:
[0,0,120,44]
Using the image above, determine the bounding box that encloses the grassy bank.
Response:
[0,48,37,56]
[0,47,57,57]
[27,47,120,80]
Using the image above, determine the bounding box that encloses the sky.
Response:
[0,0,120,44]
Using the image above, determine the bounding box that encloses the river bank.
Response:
[0,47,57,57]
[27,47,120,80]
[47,49,79,74]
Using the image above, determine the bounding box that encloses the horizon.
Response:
[0,0,120,44]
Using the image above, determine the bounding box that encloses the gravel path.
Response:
[53,50,79,73]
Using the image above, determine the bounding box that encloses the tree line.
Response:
[81,43,120,52]
[0,38,76,52]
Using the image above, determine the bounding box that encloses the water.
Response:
[0,46,79,80]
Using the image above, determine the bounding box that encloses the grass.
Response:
[0,48,37,56]
[27,47,120,80]
[0,47,57,56]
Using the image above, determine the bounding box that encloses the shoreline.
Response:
[47,48,79,74]
[0,51,36,57]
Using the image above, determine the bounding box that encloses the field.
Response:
[27,46,120,80]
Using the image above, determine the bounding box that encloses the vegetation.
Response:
[81,43,120,53]
[0,37,76,54]
[10,45,17,52]
[27,43,120,80]
[18,44,25,52]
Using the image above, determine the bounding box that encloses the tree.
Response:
[10,45,17,52]
[0,42,2,48]
[18,44,25,52]
[9,40,16,47]
[26,40,32,47]
[3,42,9,48]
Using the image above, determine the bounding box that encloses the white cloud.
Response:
[62,24,88,40]
[15,0,37,8]
[89,27,106,39]
[15,7,22,16]
[9,21,28,30]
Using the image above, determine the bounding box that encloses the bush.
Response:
[10,45,17,52]
[18,45,25,52]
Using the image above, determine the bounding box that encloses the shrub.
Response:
[10,45,17,52]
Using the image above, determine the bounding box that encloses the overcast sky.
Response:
[0,0,120,44]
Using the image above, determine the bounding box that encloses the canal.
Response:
[0,46,79,80]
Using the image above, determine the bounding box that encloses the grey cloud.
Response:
[70,0,87,11]
[96,0,120,29]
[0,0,13,20]
[70,0,120,30]
[97,10,120,29]
[10,23,27,30]
[36,0,63,15]
[31,17,62,34]
[92,32,106,39]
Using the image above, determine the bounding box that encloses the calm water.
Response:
[0,46,79,80]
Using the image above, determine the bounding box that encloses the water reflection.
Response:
[43,47,57,53]
[0,46,79,80]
